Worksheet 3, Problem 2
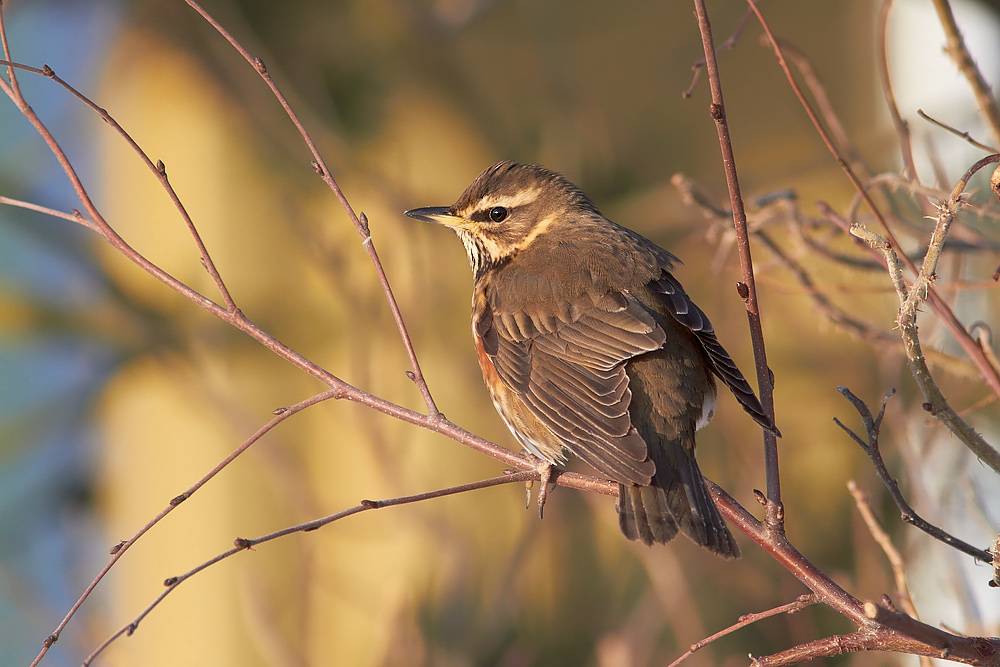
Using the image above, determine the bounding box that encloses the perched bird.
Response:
[405,161,777,558]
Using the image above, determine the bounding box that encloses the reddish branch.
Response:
[1,1,997,665]
[667,595,816,667]
[691,0,782,531]
[182,0,441,416]
[81,472,540,666]
[747,0,1000,406]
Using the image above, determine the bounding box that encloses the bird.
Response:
[405,161,778,558]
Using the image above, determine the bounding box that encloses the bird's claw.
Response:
[521,455,556,519]
[536,464,553,519]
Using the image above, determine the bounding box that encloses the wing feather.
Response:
[650,274,779,435]
[479,291,665,483]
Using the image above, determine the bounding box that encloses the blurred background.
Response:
[1,0,999,665]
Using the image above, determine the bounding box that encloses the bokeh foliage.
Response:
[2,1,998,665]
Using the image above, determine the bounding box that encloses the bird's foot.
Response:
[522,453,557,519]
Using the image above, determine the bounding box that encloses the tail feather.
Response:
[617,438,739,559]
[618,483,678,545]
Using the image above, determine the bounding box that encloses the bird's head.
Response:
[405,161,600,278]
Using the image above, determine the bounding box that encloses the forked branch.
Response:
[835,387,994,564]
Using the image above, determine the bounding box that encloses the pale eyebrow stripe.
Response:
[456,187,542,218]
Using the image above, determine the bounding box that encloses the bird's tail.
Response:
[617,436,739,559]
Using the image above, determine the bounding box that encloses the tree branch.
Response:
[747,0,1000,404]
[667,595,816,667]
[692,0,782,533]
[181,0,440,416]
[835,387,994,564]
[931,0,1000,148]
[82,472,540,666]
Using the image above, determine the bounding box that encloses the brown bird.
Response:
[406,161,777,558]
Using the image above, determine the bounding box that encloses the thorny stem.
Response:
[847,156,1000,474]
[749,0,1000,405]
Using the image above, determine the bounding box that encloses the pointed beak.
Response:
[403,206,457,225]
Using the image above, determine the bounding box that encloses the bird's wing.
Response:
[476,291,664,484]
[649,273,778,435]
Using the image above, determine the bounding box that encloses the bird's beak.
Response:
[404,206,458,226]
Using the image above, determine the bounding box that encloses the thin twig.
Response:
[747,0,1000,404]
[755,230,900,347]
[834,387,994,563]
[683,6,754,99]
[0,195,99,232]
[774,37,869,178]
[82,471,540,665]
[0,1,22,100]
[846,481,922,621]
[182,0,440,417]
[919,109,999,154]
[969,323,1000,377]
[692,0,782,532]
[29,389,342,667]
[877,0,921,185]
[667,595,816,667]
[931,0,1000,148]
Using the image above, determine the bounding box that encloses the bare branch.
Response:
[919,109,999,154]
[683,6,754,99]
[182,0,439,416]
[835,387,994,564]
[773,37,869,178]
[0,196,99,232]
[752,627,1000,666]
[28,389,341,667]
[0,0,22,100]
[747,0,1000,403]
[692,0,782,531]
[755,230,901,348]
[930,0,1000,148]
[847,481,922,622]
[0,58,238,311]
[877,0,921,185]
[667,595,816,667]
[82,471,540,665]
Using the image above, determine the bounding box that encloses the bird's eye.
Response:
[488,206,508,223]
